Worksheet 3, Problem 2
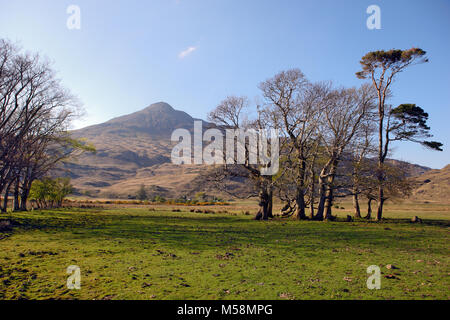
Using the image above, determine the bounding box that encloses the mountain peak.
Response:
[144,102,175,113]
[105,102,195,134]
[75,102,199,137]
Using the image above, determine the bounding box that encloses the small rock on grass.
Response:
[386,264,399,270]
[279,292,294,300]
[411,216,422,223]
[343,277,353,282]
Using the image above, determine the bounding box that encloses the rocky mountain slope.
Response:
[65,102,213,198]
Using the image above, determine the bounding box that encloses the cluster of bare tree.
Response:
[0,39,92,212]
[208,48,442,221]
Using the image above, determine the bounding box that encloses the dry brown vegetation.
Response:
[410,165,450,203]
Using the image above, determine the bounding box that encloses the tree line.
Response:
[0,39,94,212]
[207,48,442,221]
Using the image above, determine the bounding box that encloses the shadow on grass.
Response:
[2,208,448,254]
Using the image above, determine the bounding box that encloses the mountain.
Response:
[76,102,202,137]
[410,165,450,202]
[65,102,215,198]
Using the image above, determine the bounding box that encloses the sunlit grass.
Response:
[0,206,448,300]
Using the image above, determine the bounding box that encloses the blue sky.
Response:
[1,0,449,168]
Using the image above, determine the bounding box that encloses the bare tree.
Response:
[314,84,376,220]
[0,39,91,212]
[347,118,377,218]
[259,69,326,219]
[207,96,276,220]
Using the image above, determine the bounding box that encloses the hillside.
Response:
[411,165,450,203]
[64,102,214,199]
[385,159,431,177]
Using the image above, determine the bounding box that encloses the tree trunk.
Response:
[352,164,361,218]
[2,192,9,213]
[1,194,7,213]
[324,163,338,221]
[376,99,386,221]
[267,188,273,218]
[309,175,315,219]
[294,189,307,220]
[353,192,361,218]
[20,177,31,211]
[376,187,384,221]
[308,148,317,220]
[1,180,14,213]
[294,155,308,220]
[314,175,326,221]
[20,188,29,211]
[13,178,20,212]
[315,160,338,221]
[309,197,315,219]
[255,188,270,221]
[324,186,334,220]
[365,198,372,219]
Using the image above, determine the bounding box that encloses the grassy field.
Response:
[0,202,449,300]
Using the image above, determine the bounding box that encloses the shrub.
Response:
[154,195,166,203]
[29,177,73,209]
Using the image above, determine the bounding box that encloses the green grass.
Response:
[0,207,449,300]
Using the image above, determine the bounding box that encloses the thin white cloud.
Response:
[178,46,197,59]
